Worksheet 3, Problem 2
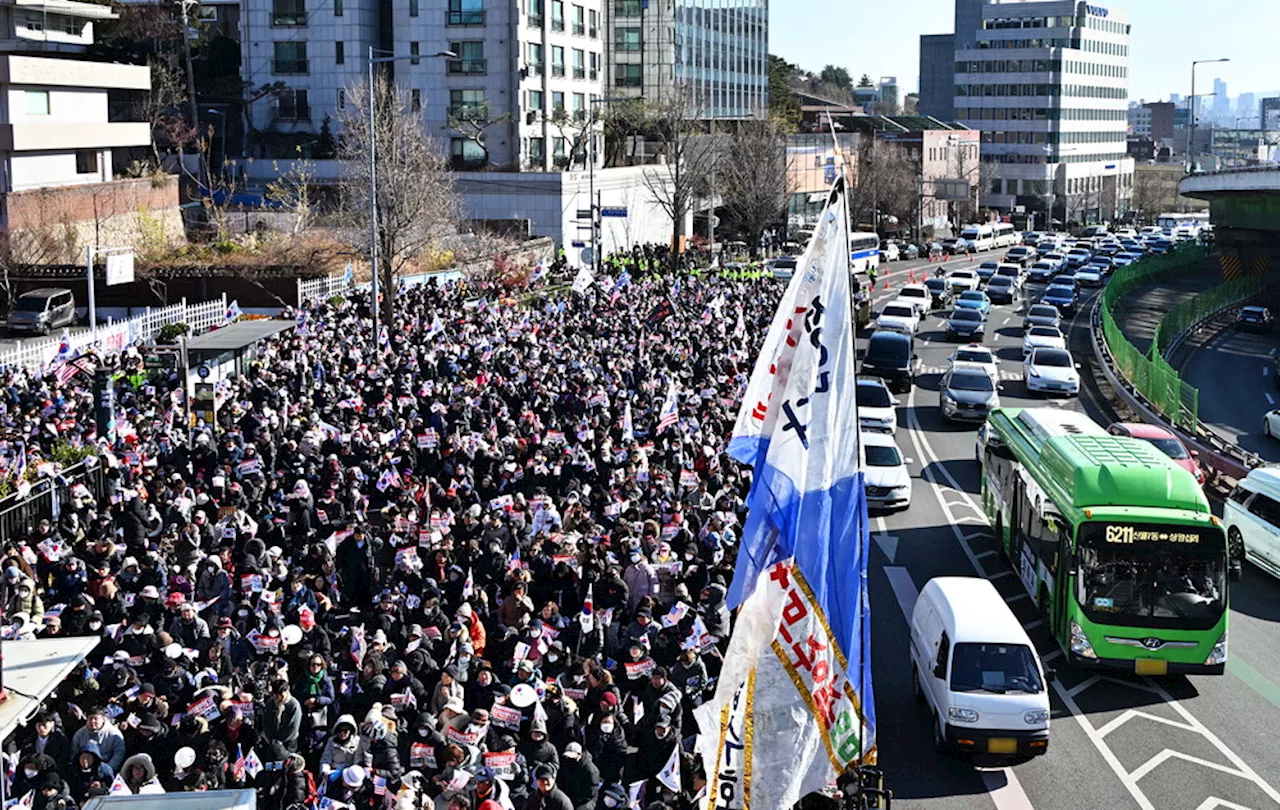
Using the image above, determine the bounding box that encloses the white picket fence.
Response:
[0,293,229,375]
[296,272,355,308]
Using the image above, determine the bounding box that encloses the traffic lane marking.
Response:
[902,387,1280,810]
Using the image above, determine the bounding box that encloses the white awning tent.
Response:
[0,637,101,745]
[82,789,257,810]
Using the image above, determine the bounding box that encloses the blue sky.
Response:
[771,0,1278,103]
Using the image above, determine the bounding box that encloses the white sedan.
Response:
[1024,348,1080,396]
[949,345,999,382]
[876,302,920,334]
[856,377,900,434]
[1264,410,1280,439]
[863,431,913,510]
[947,269,981,293]
[1022,325,1067,358]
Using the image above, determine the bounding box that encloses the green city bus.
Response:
[980,407,1231,675]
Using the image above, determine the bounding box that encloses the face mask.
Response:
[24,769,37,779]
[457,655,471,666]
[599,721,614,734]
[604,799,620,809]
[89,622,102,631]
[547,654,559,663]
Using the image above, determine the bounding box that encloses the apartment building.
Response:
[604,0,768,119]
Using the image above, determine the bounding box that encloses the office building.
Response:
[1212,77,1229,119]
[604,0,768,119]
[1145,101,1174,141]
[1263,97,1280,132]
[918,34,956,120]
[925,0,1134,223]
[243,0,606,171]
[1128,102,1150,137]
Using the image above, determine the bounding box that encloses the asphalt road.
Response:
[861,252,1280,810]
[1180,321,1280,464]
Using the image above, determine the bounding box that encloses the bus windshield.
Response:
[1076,523,1226,630]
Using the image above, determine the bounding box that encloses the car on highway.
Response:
[1040,284,1077,314]
[1065,248,1092,268]
[923,277,950,309]
[994,263,1024,286]
[1236,305,1273,331]
[7,288,76,336]
[881,241,901,262]
[949,345,999,381]
[910,577,1050,758]
[876,302,921,334]
[1050,272,1079,290]
[1021,231,1043,246]
[947,269,981,293]
[940,363,1002,423]
[896,284,932,316]
[1022,303,1062,332]
[863,431,913,510]
[942,237,973,255]
[954,290,992,317]
[1039,252,1067,270]
[856,377,900,434]
[976,261,1001,284]
[985,275,1018,304]
[945,308,986,342]
[1023,347,1080,396]
[1023,325,1067,357]
[1223,466,1280,577]
[1106,422,1206,485]
[861,330,918,393]
[1003,246,1037,267]
[767,256,798,280]
[1027,260,1058,282]
[1074,264,1104,288]
[1112,252,1141,269]
[1147,239,1174,256]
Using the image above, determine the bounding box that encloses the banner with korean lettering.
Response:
[698,177,875,809]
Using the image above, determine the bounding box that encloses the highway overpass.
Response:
[1181,166,1280,280]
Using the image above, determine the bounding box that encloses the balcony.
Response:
[449,104,489,120]
[273,59,309,75]
[448,59,487,74]
[572,23,584,35]
[551,64,565,77]
[552,18,564,31]
[447,10,485,24]
[573,109,586,122]
[271,2,306,25]
[0,121,150,152]
[528,14,543,26]
[527,63,543,76]
[573,67,585,79]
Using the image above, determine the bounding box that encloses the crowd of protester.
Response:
[0,263,786,810]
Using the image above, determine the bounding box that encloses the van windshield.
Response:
[865,337,909,367]
[14,298,48,313]
[950,643,1042,694]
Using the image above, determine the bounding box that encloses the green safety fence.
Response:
[1099,247,1210,432]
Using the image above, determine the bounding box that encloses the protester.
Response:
[0,262,783,810]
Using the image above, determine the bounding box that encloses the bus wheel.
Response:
[995,516,1008,561]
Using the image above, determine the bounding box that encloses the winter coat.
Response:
[66,741,113,801]
[319,715,369,777]
[261,696,303,756]
[622,562,657,613]
[522,787,574,810]
[557,753,601,810]
[71,722,126,772]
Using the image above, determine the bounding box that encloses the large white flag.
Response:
[572,267,595,294]
[697,179,875,810]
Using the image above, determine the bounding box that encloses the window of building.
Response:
[409,0,419,16]
[615,64,642,87]
[551,0,564,30]
[75,150,98,175]
[338,89,345,109]
[572,5,585,35]
[335,40,344,64]
[526,42,544,74]
[24,90,48,115]
[572,49,585,79]
[451,89,486,118]
[22,11,42,30]
[588,8,598,36]
[334,0,342,15]
[273,42,309,74]
[552,91,565,113]
[529,0,544,26]
[449,41,486,73]
[614,0,641,16]
[62,15,81,35]
[412,89,422,112]
[615,27,642,51]
[272,0,306,26]
[448,0,484,25]
[277,89,309,120]
[572,92,585,120]
[528,137,546,163]
[589,51,599,80]
[528,89,544,111]
[551,46,565,77]
[452,138,486,168]
[553,136,567,164]
[410,41,420,64]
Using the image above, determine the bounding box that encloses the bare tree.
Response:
[719,119,789,258]
[642,91,718,269]
[847,138,917,233]
[264,151,317,233]
[599,99,649,167]
[338,75,461,325]
[446,100,510,170]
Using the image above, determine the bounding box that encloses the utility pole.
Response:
[181,0,199,127]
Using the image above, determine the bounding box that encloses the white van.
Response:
[1224,466,1280,579]
[960,224,995,252]
[910,577,1051,758]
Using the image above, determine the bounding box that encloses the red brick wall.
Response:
[4,177,179,231]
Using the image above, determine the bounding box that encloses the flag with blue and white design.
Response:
[694,178,875,810]
[225,300,244,322]
[343,261,355,287]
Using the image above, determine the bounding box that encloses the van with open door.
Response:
[911,577,1052,759]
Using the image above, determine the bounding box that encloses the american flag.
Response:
[232,744,246,781]
[657,382,680,433]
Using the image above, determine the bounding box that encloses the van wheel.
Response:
[1229,528,1246,572]
[933,716,950,754]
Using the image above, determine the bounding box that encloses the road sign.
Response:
[105,250,135,286]
[600,207,628,218]
[580,248,596,265]
[571,241,586,248]
[197,364,211,379]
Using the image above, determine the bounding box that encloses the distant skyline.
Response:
[771,0,1279,105]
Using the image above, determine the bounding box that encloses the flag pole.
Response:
[825,109,863,468]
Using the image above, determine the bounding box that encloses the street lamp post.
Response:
[366,46,455,355]
[1188,58,1230,172]
[587,97,629,276]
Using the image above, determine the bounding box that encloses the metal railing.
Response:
[297,271,356,308]
[0,460,104,546]
[0,294,228,376]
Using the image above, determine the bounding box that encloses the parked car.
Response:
[902,242,921,260]
[942,237,972,255]
[767,256,798,280]
[881,241,901,262]
[7,287,76,336]
[1106,422,1205,485]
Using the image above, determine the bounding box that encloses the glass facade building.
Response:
[607,0,768,119]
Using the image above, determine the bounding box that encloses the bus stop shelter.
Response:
[82,788,256,810]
